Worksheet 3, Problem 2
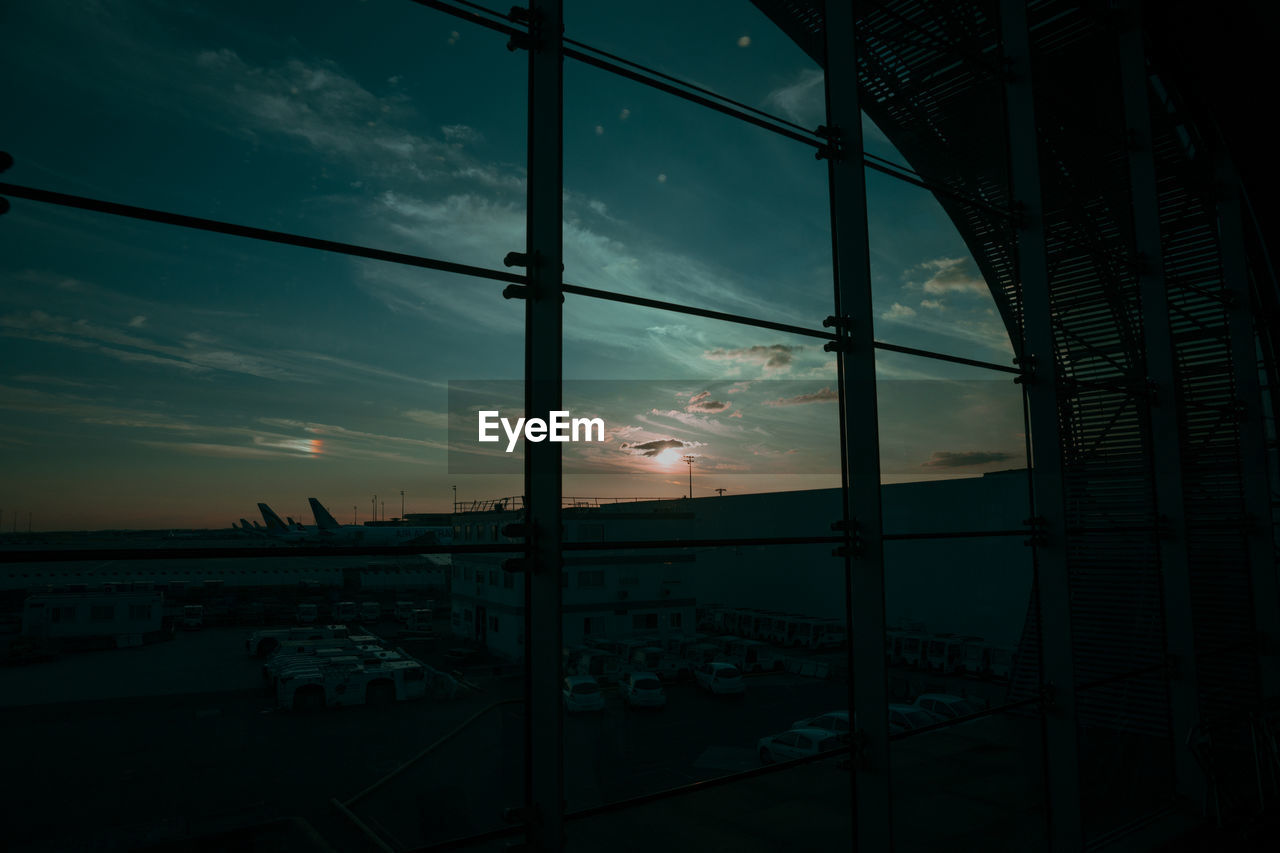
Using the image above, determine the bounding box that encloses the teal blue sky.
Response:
[0,0,1023,529]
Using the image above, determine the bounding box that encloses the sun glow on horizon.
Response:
[654,447,682,467]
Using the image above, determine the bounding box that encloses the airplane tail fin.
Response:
[239,518,254,530]
[258,503,289,532]
[309,498,342,531]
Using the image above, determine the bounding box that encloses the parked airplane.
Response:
[307,497,446,545]
[238,499,449,545]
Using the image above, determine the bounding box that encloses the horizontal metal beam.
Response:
[1,177,1022,377]
[0,181,525,285]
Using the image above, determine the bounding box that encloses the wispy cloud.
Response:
[921,450,1018,468]
[685,390,731,413]
[703,344,798,372]
[762,69,824,127]
[643,410,745,438]
[909,257,989,296]
[881,302,917,321]
[764,387,838,406]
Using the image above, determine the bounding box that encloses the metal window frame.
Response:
[1116,0,1202,808]
[823,3,892,850]
[999,1,1085,849]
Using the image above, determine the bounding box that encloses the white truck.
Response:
[277,659,429,711]
[720,638,784,673]
[404,608,434,635]
[246,625,350,658]
[631,646,693,682]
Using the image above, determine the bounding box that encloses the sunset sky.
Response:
[0,0,1023,530]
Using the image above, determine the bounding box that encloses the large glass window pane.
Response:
[875,356,1028,487]
[867,174,1019,370]
[884,531,1046,850]
[0,207,520,533]
[563,58,832,321]
[1,229,526,848]
[1,0,526,267]
[564,758,852,851]
[565,0,821,120]
[552,305,849,816]
[560,300,841,499]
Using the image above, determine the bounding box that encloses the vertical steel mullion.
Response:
[999,1,1084,849]
[1216,156,1280,702]
[524,1,564,849]
[1117,1,1202,806]
[823,3,890,850]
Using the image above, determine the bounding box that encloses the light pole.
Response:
[400,490,405,519]
[452,484,457,512]
[681,455,695,499]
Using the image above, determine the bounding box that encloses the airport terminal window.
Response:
[4,2,1266,852]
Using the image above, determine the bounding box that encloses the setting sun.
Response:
[654,447,682,467]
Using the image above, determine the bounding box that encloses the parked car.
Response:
[758,727,844,764]
[562,675,606,713]
[888,703,938,733]
[618,671,666,708]
[694,662,745,696]
[914,693,981,722]
[792,710,851,737]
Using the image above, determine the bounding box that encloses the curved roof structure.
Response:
[756,0,1277,838]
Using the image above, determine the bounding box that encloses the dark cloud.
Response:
[703,344,796,370]
[620,438,693,458]
[921,450,1017,468]
[763,387,838,406]
[686,390,731,413]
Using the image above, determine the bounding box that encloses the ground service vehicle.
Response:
[246,625,349,658]
[278,660,428,711]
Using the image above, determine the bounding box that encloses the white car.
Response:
[694,662,745,696]
[758,727,844,764]
[618,671,666,708]
[888,703,938,733]
[914,693,980,722]
[792,710,851,737]
[562,676,606,713]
